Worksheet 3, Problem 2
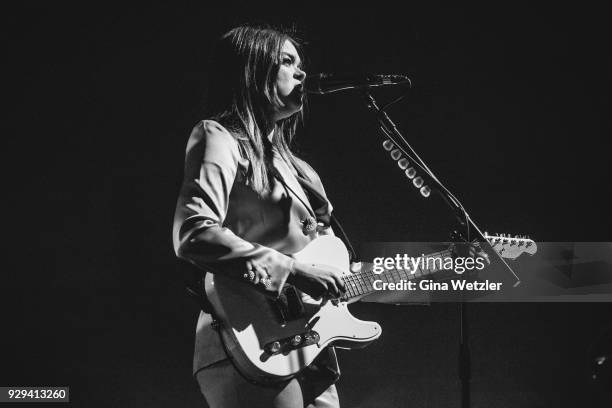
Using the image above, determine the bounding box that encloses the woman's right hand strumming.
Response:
[288,262,346,299]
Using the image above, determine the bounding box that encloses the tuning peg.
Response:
[398,158,410,169]
[413,176,424,188]
[420,185,431,197]
[382,140,394,151]
[405,167,417,179]
[390,149,402,160]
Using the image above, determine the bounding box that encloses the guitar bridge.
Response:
[263,330,320,356]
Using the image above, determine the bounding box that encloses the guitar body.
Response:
[204,235,382,384]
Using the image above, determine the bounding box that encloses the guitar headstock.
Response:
[484,232,538,260]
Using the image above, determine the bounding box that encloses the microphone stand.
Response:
[361,90,520,408]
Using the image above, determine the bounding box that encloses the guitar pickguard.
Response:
[270,285,306,325]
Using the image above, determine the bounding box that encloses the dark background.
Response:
[4,3,612,407]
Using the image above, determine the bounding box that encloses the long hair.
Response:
[203,24,306,194]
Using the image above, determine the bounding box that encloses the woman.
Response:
[172,25,346,408]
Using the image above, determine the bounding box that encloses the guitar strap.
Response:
[274,161,359,263]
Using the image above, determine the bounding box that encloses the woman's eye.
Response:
[282,58,293,65]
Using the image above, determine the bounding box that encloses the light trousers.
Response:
[196,359,340,408]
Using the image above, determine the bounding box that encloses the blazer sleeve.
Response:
[172,120,294,295]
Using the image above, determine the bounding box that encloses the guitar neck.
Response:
[340,248,454,301]
[337,233,536,301]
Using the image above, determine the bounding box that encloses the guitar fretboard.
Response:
[340,248,453,301]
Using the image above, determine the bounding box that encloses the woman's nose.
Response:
[295,67,306,82]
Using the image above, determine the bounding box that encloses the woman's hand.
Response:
[288,261,346,299]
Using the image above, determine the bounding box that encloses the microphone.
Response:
[305,73,411,94]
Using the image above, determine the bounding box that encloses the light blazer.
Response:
[172,120,336,373]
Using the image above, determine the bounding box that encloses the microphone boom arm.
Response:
[361,90,521,286]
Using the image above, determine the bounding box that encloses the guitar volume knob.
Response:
[291,335,302,346]
[269,341,281,353]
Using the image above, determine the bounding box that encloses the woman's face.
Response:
[272,40,306,122]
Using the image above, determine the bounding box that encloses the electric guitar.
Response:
[204,233,537,384]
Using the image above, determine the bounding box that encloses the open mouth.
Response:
[291,85,305,102]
